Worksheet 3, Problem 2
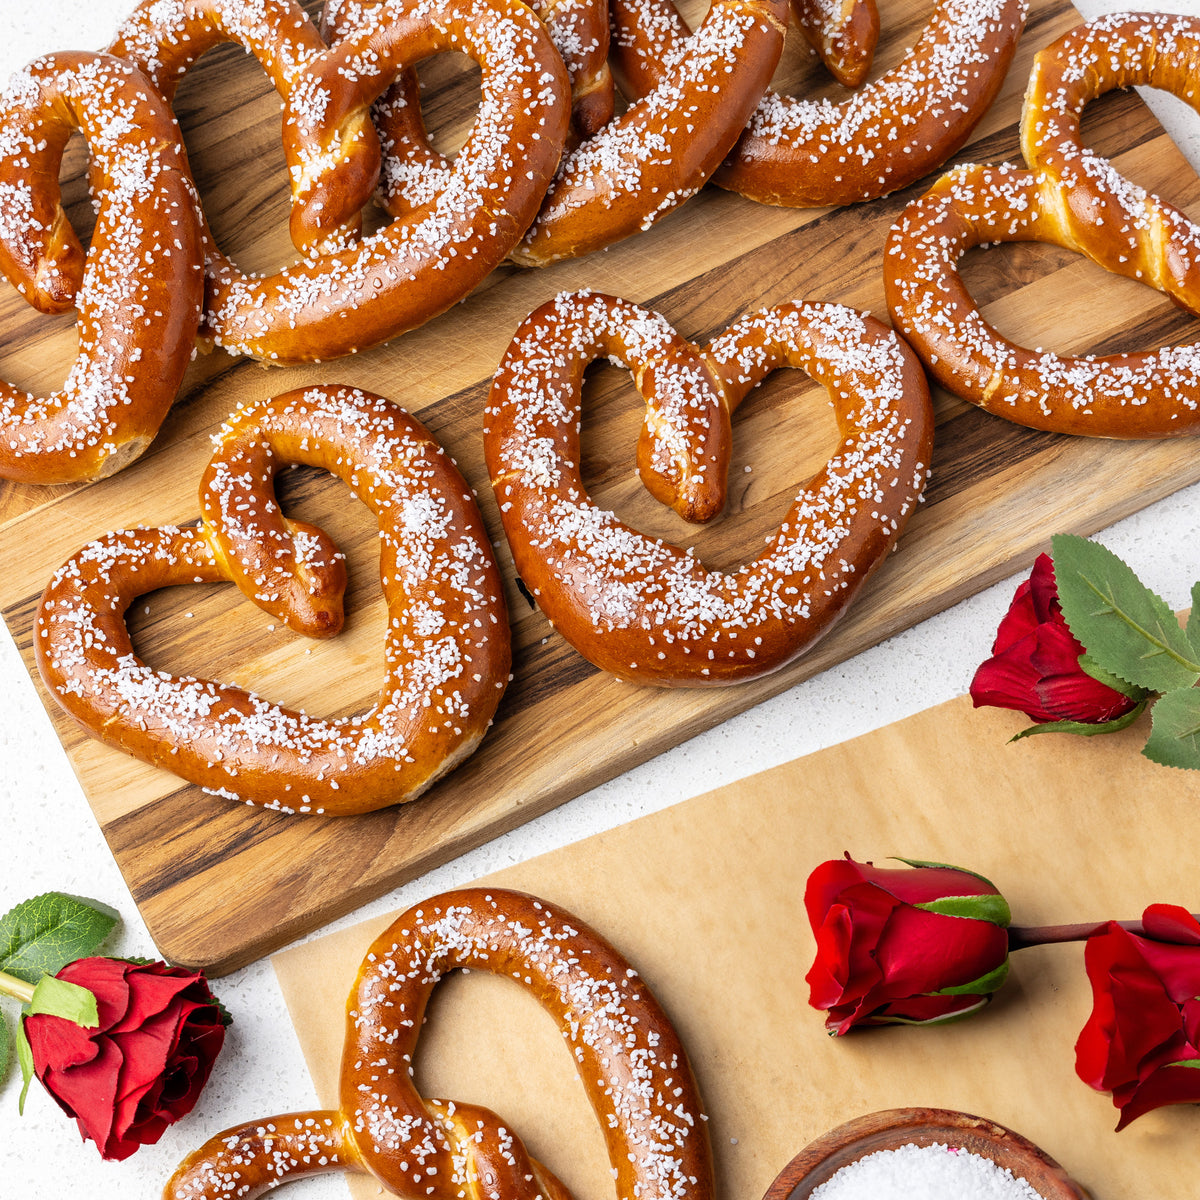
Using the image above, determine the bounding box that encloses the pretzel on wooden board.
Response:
[35,385,510,816]
[608,0,1027,209]
[165,888,713,1200]
[321,0,614,223]
[508,0,789,266]
[115,0,569,362]
[484,291,933,686]
[885,13,1200,437]
[0,52,204,483]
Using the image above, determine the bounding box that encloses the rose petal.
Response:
[1113,1062,1200,1130]
[1142,904,1200,947]
[872,905,1008,999]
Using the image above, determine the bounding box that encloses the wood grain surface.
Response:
[2,0,1198,973]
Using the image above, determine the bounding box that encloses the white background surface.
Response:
[2,1,1199,1195]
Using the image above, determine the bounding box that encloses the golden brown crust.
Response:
[0,53,204,483]
[609,0,1027,208]
[484,291,933,686]
[791,0,879,88]
[35,386,511,816]
[166,888,713,1200]
[885,14,1200,438]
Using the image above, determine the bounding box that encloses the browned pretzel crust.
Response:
[166,889,713,1200]
[0,53,204,482]
[484,292,933,685]
[35,386,510,815]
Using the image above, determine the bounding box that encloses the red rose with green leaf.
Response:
[804,855,1011,1034]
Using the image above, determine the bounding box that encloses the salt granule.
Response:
[809,1142,1044,1200]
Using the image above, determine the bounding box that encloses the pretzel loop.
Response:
[0,52,204,483]
[35,386,511,815]
[484,292,933,685]
[165,889,713,1200]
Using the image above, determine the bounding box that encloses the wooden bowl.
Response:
[762,1108,1092,1199]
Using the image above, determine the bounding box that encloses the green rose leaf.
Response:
[1188,582,1200,651]
[15,1018,33,1114]
[915,893,1012,926]
[0,894,117,985]
[28,976,98,1029]
[1050,534,1200,693]
[1165,1058,1200,1069]
[1078,654,1152,701]
[936,960,1010,997]
[892,858,1001,890]
[0,1009,9,1080]
[1142,687,1200,770]
[1009,700,1149,741]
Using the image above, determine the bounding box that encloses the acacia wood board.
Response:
[2,0,1198,974]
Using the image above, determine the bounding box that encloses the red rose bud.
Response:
[22,958,228,1161]
[1075,904,1200,1130]
[804,855,1011,1035]
[970,553,1143,727]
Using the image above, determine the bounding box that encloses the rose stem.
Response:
[0,969,35,1004]
[1006,918,1198,951]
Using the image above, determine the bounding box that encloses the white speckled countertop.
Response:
[3,1,1200,1195]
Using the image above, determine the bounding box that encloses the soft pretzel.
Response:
[0,53,204,483]
[1020,11,1200,313]
[35,386,510,815]
[509,0,788,266]
[885,162,1200,437]
[166,888,713,1200]
[321,0,613,223]
[115,0,569,362]
[484,291,933,686]
[609,0,1027,208]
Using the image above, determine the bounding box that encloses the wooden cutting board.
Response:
[2,0,1198,974]
[272,693,1200,1200]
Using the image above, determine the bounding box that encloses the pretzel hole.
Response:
[126,465,387,718]
[957,239,1197,362]
[411,51,483,160]
[413,967,612,1198]
[579,359,840,574]
[170,38,297,277]
[0,133,99,397]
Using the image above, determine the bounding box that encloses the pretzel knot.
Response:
[608,0,1027,209]
[484,292,933,686]
[114,0,570,362]
[166,888,714,1200]
[35,386,510,816]
[885,13,1200,437]
[0,52,204,483]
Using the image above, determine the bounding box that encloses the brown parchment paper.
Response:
[273,695,1200,1200]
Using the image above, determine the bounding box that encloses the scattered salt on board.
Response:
[809,1142,1044,1199]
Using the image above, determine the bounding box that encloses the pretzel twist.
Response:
[484,292,933,686]
[115,0,569,362]
[321,0,613,223]
[0,53,204,483]
[166,888,713,1200]
[109,0,381,260]
[35,386,510,815]
[1020,11,1200,312]
[885,13,1200,437]
[509,0,789,266]
[609,0,1027,208]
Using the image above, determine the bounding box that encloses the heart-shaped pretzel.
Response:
[35,385,510,816]
[885,13,1200,437]
[609,0,1027,208]
[114,0,570,362]
[0,52,204,483]
[166,888,713,1200]
[484,291,933,686]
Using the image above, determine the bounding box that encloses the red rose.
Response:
[22,957,228,1161]
[970,553,1142,726]
[805,855,1011,1034]
[1075,904,1200,1130]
